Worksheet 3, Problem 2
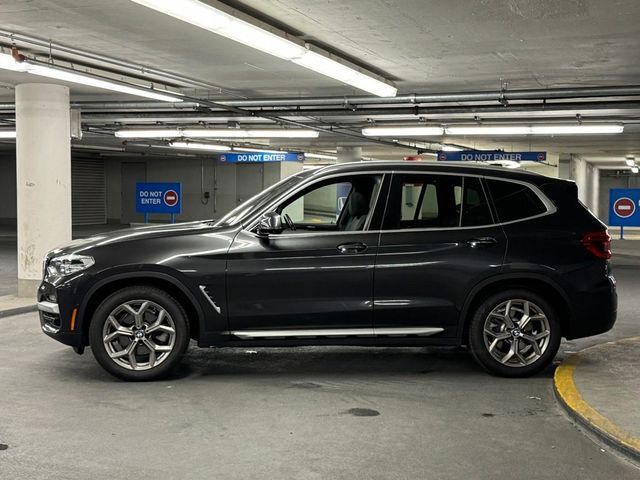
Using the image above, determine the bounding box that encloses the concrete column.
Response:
[16,83,71,297]
[588,165,600,218]
[571,156,588,204]
[337,146,362,163]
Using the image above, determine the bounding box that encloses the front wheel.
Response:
[89,286,190,381]
[468,290,561,377]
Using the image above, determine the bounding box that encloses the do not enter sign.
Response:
[609,189,640,227]
[613,197,635,218]
[164,189,179,207]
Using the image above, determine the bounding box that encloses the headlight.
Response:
[46,254,95,280]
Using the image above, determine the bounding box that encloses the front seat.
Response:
[340,190,370,231]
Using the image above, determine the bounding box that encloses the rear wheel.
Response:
[89,286,190,381]
[468,289,561,377]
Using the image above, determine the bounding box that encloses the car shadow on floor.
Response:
[48,345,557,383]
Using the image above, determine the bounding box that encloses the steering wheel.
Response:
[282,213,296,231]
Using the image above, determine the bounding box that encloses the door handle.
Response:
[337,242,368,254]
[466,237,497,248]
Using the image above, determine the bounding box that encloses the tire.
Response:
[89,285,190,381]
[468,289,561,377]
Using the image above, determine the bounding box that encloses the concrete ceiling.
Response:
[0,0,639,164]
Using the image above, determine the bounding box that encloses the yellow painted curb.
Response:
[554,337,640,460]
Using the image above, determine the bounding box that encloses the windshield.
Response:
[214,170,314,227]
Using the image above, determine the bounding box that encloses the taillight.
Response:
[581,230,612,259]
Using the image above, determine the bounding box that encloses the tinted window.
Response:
[384,175,463,229]
[486,179,547,223]
[461,177,493,227]
[278,174,382,232]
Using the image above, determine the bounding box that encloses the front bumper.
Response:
[38,281,83,347]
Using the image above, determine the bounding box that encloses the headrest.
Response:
[347,190,369,216]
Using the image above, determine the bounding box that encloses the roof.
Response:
[312,161,564,185]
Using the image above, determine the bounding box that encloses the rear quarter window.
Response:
[486,179,548,223]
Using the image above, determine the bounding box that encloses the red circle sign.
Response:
[614,197,636,218]
[163,189,178,207]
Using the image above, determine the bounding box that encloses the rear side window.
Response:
[486,179,547,223]
[383,174,493,229]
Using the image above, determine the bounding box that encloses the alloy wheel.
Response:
[102,299,176,371]
[482,299,551,367]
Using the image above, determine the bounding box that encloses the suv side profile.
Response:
[38,162,617,381]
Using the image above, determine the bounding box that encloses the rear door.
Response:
[373,172,506,338]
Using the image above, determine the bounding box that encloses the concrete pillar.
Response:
[571,156,588,204]
[337,146,362,163]
[588,165,600,218]
[16,84,71,297]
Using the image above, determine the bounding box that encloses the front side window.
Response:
[384,174,493,230]
[485,179,547,223]
[277,174,382,232]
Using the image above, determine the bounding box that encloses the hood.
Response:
[47,220,226,257]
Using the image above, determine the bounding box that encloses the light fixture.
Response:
[305,152,338,160]
[362,126,444,137]
[0,53,182,102]
[115,128,319,139]
[441,145,463,151]
[0,131,16,139]
[292,50,397,97]
[170,141,230,151]
[632,166,639,174]
[130,0,396,97]
[445,125,624,135]
[115,129,181,138]
[625,157,636,167]
[233,147,283,154]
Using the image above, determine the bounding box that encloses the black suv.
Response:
[38,161,616,381]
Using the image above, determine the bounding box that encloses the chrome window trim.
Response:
[240,167,557,236]
[378,170,556,232]
[243,170,389,233]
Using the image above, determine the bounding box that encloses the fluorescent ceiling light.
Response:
[0,131,16,139]
[625,158,636,167]
[446,126,532,135]
[130,0,306,60]
[233,147,283,154]
[129,0,396,97]
[362,126,444,137]
[632,166,639,174]
[170,141,230,151]
[0,53,181,102]
[115,128,319,139]
[293,51,397,97]
[305,152,338,160]
[445,125,624,135]
[185,129,319,138]
[441,145,463,151]
[115,129,181,138]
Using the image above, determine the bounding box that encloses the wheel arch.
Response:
[78,272,205,346]
[458,274,573,345]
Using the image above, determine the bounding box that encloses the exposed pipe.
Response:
[0,30,241,96]
[215,86,640,107]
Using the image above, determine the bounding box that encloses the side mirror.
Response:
[256,211,283,236]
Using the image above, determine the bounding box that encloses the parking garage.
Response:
[1,1,640,478]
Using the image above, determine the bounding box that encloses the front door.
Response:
[373,172,506,338]
[226,173,385,336]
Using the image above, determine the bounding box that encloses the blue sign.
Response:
[220,152,304,163]
[438,151,547,162]
[609,189,640,227]
[136,182,182,214]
